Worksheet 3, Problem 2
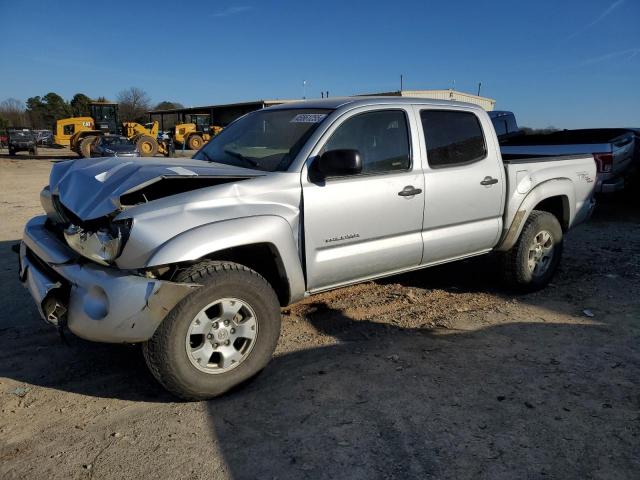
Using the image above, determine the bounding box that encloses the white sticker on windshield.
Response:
[290,113,327,123]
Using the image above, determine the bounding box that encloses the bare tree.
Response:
[0,98,28,127]
[117,87,151,123]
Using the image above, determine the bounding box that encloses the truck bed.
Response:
[501,128,631,146]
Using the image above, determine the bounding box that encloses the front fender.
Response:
[146,215,306,302]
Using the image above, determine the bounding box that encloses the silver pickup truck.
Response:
[19,97,596,399]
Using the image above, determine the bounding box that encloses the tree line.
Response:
[0,87,183,130]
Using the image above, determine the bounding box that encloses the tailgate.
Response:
[611,134,635,175]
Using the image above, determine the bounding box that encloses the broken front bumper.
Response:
[19,216,199,343]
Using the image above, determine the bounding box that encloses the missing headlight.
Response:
[63,220,131,265]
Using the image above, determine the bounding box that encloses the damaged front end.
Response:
[19,216,199,343]
[63,221,128,266]
[19,157,268,342]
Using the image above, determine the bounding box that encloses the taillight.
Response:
[593,153,613,173]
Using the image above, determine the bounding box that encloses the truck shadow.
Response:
[0,237,637,477]
[202,303,635,479]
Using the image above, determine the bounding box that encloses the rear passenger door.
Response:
[416,108,504,264]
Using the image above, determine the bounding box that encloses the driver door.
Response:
[301,107,425,291]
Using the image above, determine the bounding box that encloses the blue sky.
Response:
[0,0,638,128]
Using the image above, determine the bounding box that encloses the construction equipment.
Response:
[122,121,165,157]
[53,102,122,156]
[172,114,223,150]
[53,102,172,157]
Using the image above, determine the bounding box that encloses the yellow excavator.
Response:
[53,102,172,157]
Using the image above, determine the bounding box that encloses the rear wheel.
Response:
[79,136,97,158]
[187,134,203,150]
[8,148,15,156]
[502,210,563,292]
[142,261,281,400]
[136,135,158,157]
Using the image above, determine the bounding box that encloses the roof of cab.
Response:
[266,96,484,111]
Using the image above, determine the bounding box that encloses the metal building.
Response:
[148,99,296,131]
[362,89,496,111]
[147,89,496,131]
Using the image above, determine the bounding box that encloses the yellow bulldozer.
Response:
[53,102,172,157]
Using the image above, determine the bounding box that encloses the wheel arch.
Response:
[497,179,575,251]
[144,215,306,305]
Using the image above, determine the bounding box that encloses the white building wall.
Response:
[400,89,496,111]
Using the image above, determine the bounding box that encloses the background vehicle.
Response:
[490,111,636,193]
[90,135,138,157]
[20,97,596,399]
[33,129,54,147]
[54,102,172,157]
[7,128,38,156]
[171,114,223,150]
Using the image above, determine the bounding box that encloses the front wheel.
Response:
[136,135,158,157]
[142,261,281,400]
[79,136,97,158]
[502,210,563,292]
[187,134,203,150]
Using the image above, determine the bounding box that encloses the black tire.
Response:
[79,136,96,158]
[142,261,281,400]
[187,134,203,150]
[502,210,563,292]
[9,148,15,156]
[136,135,158,157]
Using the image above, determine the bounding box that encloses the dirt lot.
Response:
[0,151,638,479]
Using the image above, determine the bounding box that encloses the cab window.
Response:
[63,124,75,135]
[323,110,411,173]
[420,110,487,168]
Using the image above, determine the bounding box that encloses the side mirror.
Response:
[316,149,362,177]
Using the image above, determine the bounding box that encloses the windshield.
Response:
[8,130,33,139]
[193,108,332,171]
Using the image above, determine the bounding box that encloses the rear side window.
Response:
[323,110,411,173]
[420,110,486,167]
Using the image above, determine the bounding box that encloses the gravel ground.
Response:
[0,152,638,479]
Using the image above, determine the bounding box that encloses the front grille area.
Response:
[25,246,68,285]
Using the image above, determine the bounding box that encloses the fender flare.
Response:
[146,215,306,303]
[496,178,575,251]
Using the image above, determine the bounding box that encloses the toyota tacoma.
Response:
[19,97,597,399]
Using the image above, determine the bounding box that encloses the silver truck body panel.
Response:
[497,157,596,251]
[49,156,265,220]
[20,97,597,344]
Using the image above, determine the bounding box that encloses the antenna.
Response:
[477,82,482,96]
[303,80,307,99]
[400,74,403,92]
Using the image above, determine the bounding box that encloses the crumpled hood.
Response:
[50,157,264,220]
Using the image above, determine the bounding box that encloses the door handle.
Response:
[398,185,423,196]
[480,176,499,186]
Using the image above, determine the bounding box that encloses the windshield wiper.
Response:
[223,149,260,168]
